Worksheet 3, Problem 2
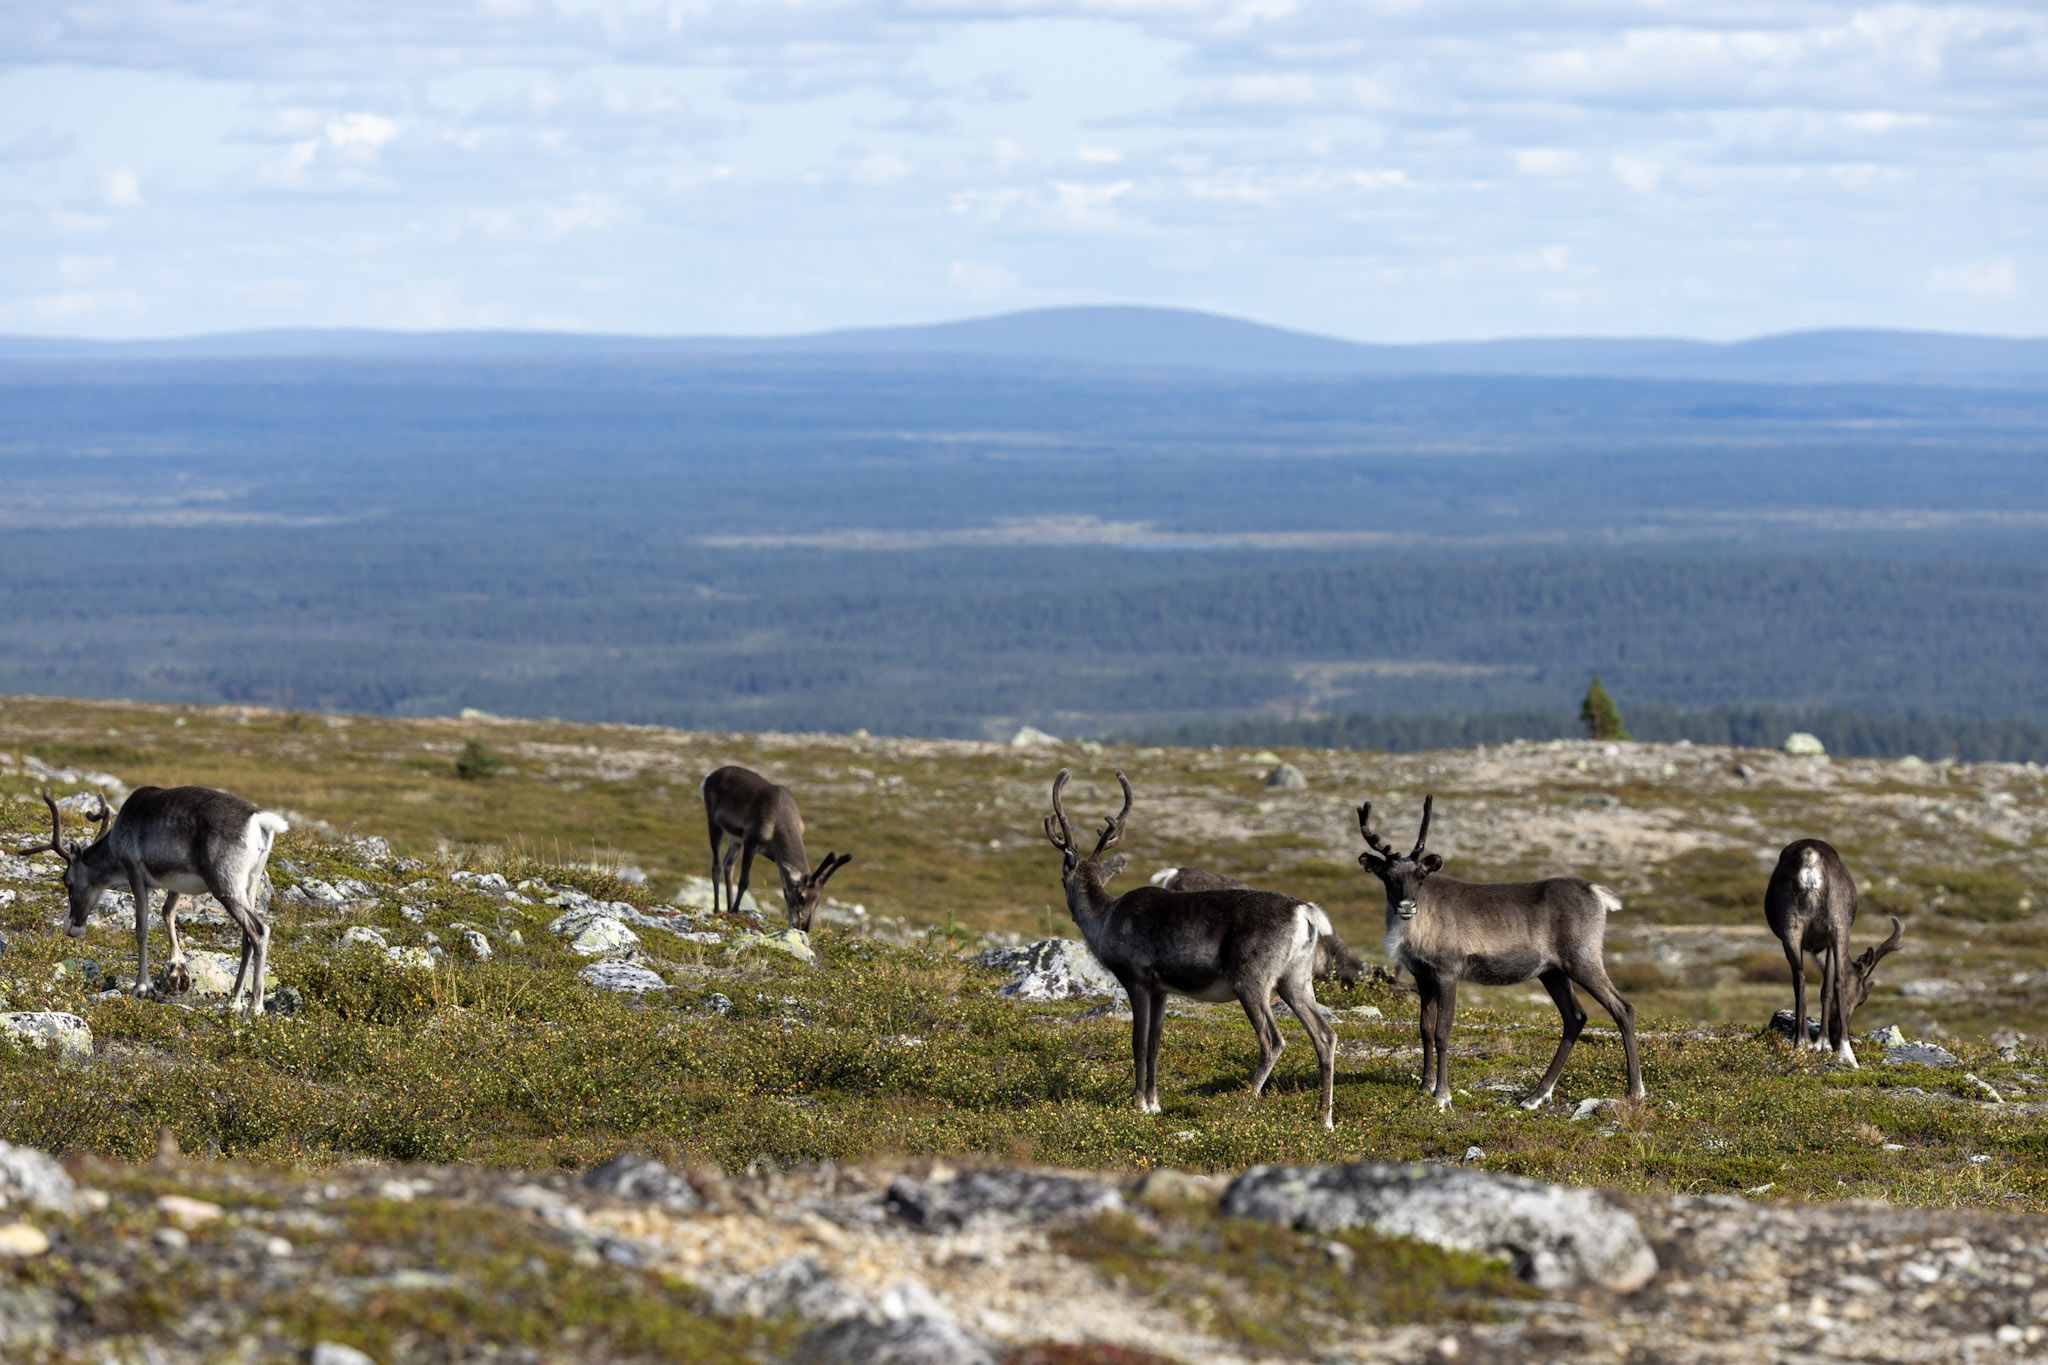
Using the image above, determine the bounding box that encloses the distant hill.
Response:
[4,305,2045,385]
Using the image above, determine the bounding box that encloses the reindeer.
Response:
[1044,770,1337,1128]
[12,787,288,1015]
[1148,866,1370,984]
[1356,796,1643,1110]
[1764,839,1903,1067]
[700,765,850,931]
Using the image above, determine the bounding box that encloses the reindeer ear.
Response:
[1421,854,1443,874]
[1357,851,1386,874]
[1098,853,1128,882]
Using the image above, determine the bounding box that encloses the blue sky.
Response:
[2,2,2043,341]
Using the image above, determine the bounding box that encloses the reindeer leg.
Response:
[1275,964,1335,1131]
[1827,943,1858,1068]
[733,841,759,920]
[1237,986,1286,1099]
[1574,963,1645,1101]
[1784,935,1818,1051]
[126,873,156,997]
[1430,978,1459,1110]
[707,825,725,914]
[1412,966,1439,1096]
[1126,983,1156,1113]
[1521,967,1586,1109]
[220,897,270,1017]
[160,892,189,994]
[1144,991,1167,1114]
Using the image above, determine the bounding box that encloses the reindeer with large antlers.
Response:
[1764,839,1903,1067]
[1356,796,1643,1111]
[1043,769,1338,1128]
[12,787,289,1014]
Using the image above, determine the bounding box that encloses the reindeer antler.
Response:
[15,789,76,865]
[1043,769,1077,854]
[1093,771,1134,857]
[1411,794,1434,859]
[1852,915,1905,983]
[87,794,113,842]
[1357,802,1397,860]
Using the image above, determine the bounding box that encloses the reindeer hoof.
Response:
[129,980,156,999]
[1518,1094,1550,1111]
[1434,1094,1453,1112]
[166,965,191,995]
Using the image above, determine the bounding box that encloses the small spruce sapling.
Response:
[1579,676,1630,741]
[455,739,503,780]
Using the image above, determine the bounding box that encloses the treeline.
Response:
[1129,705,2048,763]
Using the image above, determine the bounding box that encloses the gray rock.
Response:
[796,1281,992,1365]
[1866,1024,1908,1047]
[1008,725,1060,748]
[310,1344,378,1365]
[337,926,389,952]
[1886,1042,1959,1068]
[459,929,492,962]
[728,928,816,964]
[1770,1010,1822,1043]
[716,1254,869,1323]
[1782,732,1827,756]
[1219,1161,1658,1291]
[0,1140,78,1213]
[0,1013,92,1060]
[583,1153,702,1212]
[1264,763,1308,791]
[579,961,669,993]
[705,992,734,1016]
[974,939,1121,1002]
[551,910,641,957]
[885,1169,1122,1232]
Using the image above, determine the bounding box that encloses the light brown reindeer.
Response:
[700,765,849,931]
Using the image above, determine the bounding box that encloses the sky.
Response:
[1,1,2044,342]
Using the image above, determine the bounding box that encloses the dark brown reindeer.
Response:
[1044,770,1337,1129]
[1356,796,1643,1111]
[700,765,849,931]
[1764,839,1904,1067]
[1148,866,1370,984]
[12,787,288,1015]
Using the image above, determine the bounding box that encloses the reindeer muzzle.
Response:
[1397,899,1419,920]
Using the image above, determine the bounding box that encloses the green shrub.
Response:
[455,739,503,780]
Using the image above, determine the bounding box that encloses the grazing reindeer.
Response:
[1044,770,1337,1128]
[1356,796,1643,1110]
[1148,866,1369,984]
[700,765,850,931]
[1764,839,1903,1067]
[13,787,288,1015]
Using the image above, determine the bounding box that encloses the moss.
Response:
[1053,1200,1529,1352]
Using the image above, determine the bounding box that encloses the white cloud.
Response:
[100,167,143,207]
[1928,259,2021,297]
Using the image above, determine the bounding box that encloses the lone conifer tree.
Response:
[1579,676,1630,741]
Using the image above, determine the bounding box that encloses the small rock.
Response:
[0,1223,50,1257]
[506,929,524,947]
[398,905,425,924]
[1770,1010,1822,1043]
[0,1013,92,1060]
[1733,764,1755,781]
[310,1344,379,1365]
[1349,1005,1384,1019]
[583,1154,702,1211]
[459,930,492,962]
[718,1253,871,1324]
[1264,763,1308,791]
[1963,1073,2004,1103]
[1866,1024,1908,1047]
[564,915,642,957]
[156,1194,224,1228]
[1008,725,1061,748]
[1220,1161,1658,1292]
[579,961,670,993]
[1886,1042,1959,1069]
[1782,732,1827,756]
[383,947,436,970]
[975,939,1120,1002]
[728,928,816,964]
[1569,1098,1618,1122]
[704,992,734,1016]
[1134,1169,1225,1207]
[1998,1043,2021,1062]
[153,1226,189,1252]
[1460,1147,1486,1166]
[0,1141,79,1213]
[337,926,389,952]
[885,1170,1122,1232]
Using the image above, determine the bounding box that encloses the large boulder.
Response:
[549,908,643,956]
[0,1013,92,1060]
[1264,762,1308,791]
[1782,732,1827,757]
[1219,1161,1658,1292]
[580,961,670,993]
[973,939,1120,1002]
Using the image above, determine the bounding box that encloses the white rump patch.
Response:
[245,812,289,861]
[1592,885,1622,916]
[1798,852,1825,892]
[1300,900,1333,937]
[1149,867,1179,887]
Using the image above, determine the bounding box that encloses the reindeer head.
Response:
[1843,915,1905,1018]
[1356,796,1442,921]
[13,790,114,937]
[1042,769,1132,896]
[778,852,851,932]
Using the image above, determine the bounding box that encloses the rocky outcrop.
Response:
[1219,1160,1658,1291]
[0,1013,92,1060]
[884,1169,1123,1232]
[972,939,1119,1002]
